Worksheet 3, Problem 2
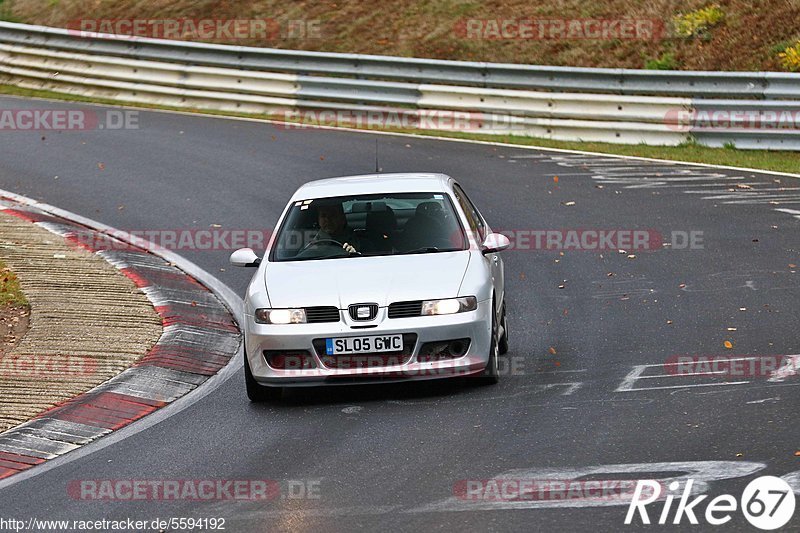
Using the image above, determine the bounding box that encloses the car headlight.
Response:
[421,296,477,316]
[254,308,307,324]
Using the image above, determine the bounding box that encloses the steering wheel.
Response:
[298,238,361,257]
[300,238,345,252]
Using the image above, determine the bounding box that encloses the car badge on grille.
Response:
[349,303,378,321]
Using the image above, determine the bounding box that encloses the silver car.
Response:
[230,173,510,401]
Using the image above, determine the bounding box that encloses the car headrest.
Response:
[366,208,397,232]
[415,201,445,218]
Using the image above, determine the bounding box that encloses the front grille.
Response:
[312,333,417,369]
[348,303,379,321]
[304,306,340,323]
[388,300,422,318]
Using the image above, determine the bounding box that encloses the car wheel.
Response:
[478,301,500,385]
[498,301,509,355]
[244,350,283,402]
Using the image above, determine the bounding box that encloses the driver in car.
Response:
[314,203,359,254]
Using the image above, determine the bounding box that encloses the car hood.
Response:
[264,251,471,308]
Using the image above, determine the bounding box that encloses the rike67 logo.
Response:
[626,476,795,530]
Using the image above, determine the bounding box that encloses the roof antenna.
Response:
[374,139,380,173]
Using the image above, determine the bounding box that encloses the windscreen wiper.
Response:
[401,246,458,254]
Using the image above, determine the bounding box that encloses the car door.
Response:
[452,183,505,320]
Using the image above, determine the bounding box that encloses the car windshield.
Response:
[270,192,468,262]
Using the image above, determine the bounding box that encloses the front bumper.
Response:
[244,300,492,386]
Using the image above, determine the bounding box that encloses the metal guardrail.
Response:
[0,21,799,150]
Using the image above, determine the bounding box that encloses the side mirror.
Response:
[481,233,510,254]
[230,248,261,267]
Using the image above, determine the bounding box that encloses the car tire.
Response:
[498,301,509,355]
[244,350,283,402]
[478,300,500,385]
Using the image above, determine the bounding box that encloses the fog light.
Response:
[418,338,471,362]
[449,340,467,357]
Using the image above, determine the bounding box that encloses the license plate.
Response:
[326,334,403,355]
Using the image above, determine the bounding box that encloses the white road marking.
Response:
[782,470,800,496]
[531,153,800,224]
[660,357,766,366]
[615,360,759,393]
[409,461,766,512]
[621,382,750,392]
[636,370,729,379]
[615,366,647,392]
[768,355,800,382]
[557,382,583,396]
[746,397,780,404]
[618,354,799,392]
[553,168,695,176]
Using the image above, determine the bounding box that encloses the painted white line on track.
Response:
[409,461,766,512]
[660,357,770,366]
[783,471,800,495]
[746,397,780,404]
[615,366,646,392]
[615,361,755,393]
[768,355,800,382]
[559,382,583,396]
[637,370,729,379]
[620,382,750,392]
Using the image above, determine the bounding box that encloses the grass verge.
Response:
[0,259,27,308]
[1,83,799,175]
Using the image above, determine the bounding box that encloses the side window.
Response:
[453,184,486,241]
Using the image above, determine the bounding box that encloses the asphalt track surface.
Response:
[0,95,799,532]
